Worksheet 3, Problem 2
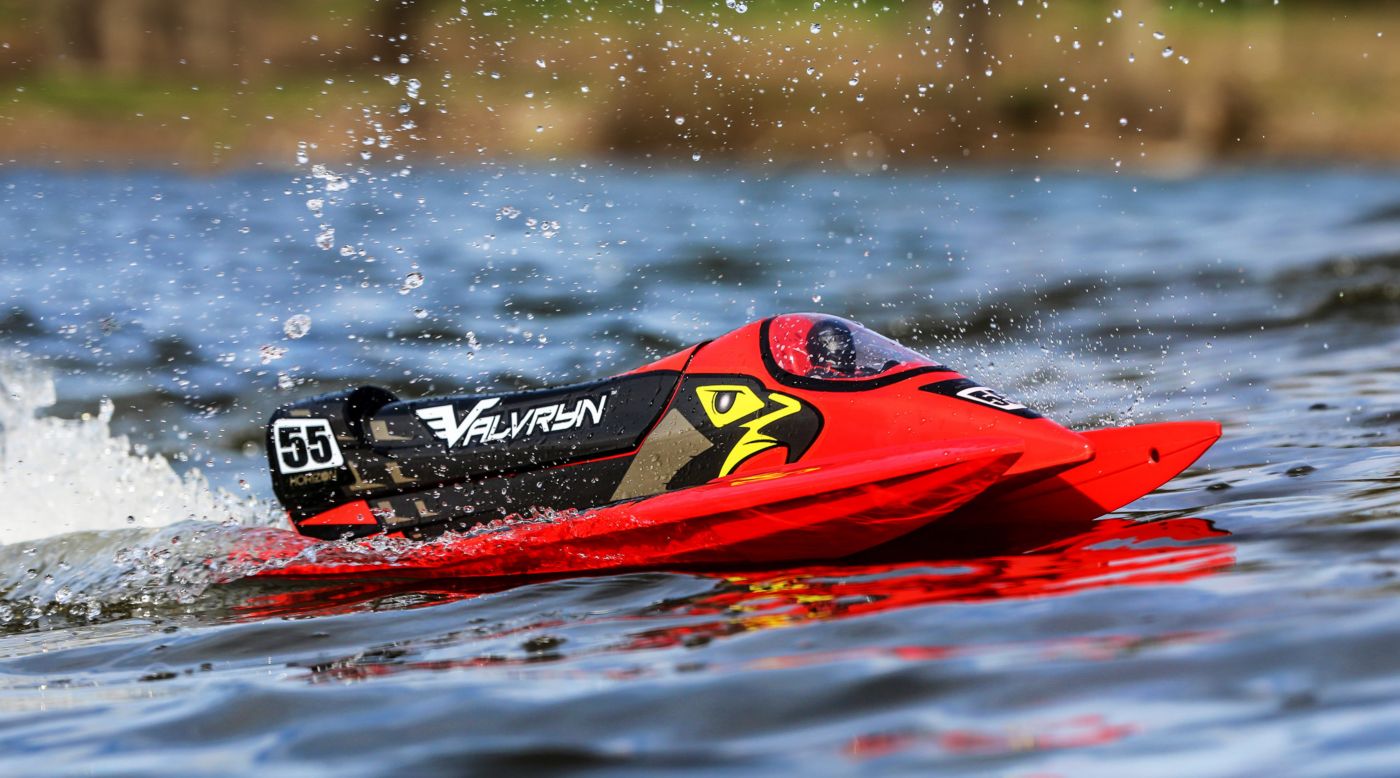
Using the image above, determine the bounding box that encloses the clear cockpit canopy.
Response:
[766,314,940,381]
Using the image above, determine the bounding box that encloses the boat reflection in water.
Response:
[235,515,1233,635]
[617,516,1232,651]
[231,516,1232,761]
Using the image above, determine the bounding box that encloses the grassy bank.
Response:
[0,1,1396,169]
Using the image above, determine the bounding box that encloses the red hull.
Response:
[861,421,1222,558]
[238,439,1024,580]
[963,421,1222,522]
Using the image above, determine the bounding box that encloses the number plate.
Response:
[272,418,345,474]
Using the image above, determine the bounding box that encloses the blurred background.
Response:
[4,5,1400,774]
[1,0,1396,170]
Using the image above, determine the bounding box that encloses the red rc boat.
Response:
[252,314,1219,579]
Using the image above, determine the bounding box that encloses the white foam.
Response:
[0,358,260,546]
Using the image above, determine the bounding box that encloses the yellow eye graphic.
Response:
[696,385,766,427]
[695,384,804,477]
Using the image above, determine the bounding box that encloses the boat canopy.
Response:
[765,313,938,382]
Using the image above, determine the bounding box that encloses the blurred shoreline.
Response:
[1,1,1397,170]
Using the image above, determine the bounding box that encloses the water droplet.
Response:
[259,345,287,364]
[849,76,859,86]
[305,197,324,214]
[932,1,943,14]
[283,314,312,339]
[810,22,822,33]
[312,163,349,192]
[413,307,428,319]
[384,74,401,86]
[399,272,425,294]
[1153,31,1166,41]
[674,115,686,126]
[692,152,702,161]
[398,53,410,65]
[315,226,335,250]
[370,506,397,522]
[406,78,422,99]
[1161,46,1174,58]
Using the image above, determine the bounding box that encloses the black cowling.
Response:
[267,373,679,537]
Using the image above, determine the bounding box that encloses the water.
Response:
[2,167,1400,774]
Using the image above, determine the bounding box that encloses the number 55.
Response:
[272,418,345,474]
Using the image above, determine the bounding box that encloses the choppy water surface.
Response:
[2,168,1399,775]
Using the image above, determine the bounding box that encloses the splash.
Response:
[0,521,252,628]
[0,357,279,629]
[0,359,264,546]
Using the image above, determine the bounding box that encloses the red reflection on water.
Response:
[235,517,1233,632]
[246,517,1231,764]
[617,517,1233,646]
[845,713,1138,760]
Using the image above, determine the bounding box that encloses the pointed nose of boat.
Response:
[1003,418,1094,477]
